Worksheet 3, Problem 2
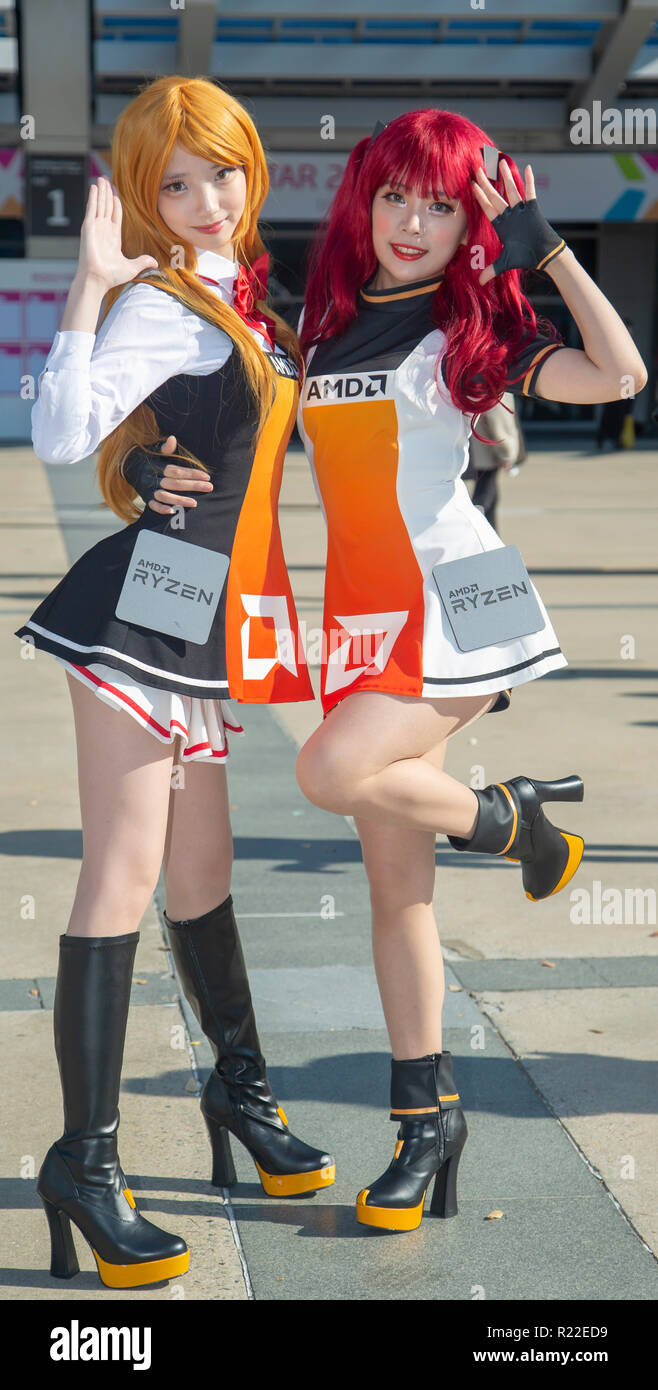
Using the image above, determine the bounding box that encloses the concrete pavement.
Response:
[2,428,657,1299]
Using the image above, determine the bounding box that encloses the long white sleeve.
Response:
[30,281,230,465]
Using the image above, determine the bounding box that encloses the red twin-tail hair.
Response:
[300,108,562,444]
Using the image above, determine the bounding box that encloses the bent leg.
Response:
[296,689,497,835]
[65,672,176,937]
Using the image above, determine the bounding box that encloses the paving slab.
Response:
[471,986,658,1252]
[448,955,658,991]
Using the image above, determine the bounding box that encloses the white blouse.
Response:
[31,248,262,465]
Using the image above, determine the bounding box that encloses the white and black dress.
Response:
[297,272,569,718]
[15,249,314,761]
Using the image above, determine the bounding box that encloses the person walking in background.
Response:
[465,389,526,535]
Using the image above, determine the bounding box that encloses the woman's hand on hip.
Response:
[121,434,214,513]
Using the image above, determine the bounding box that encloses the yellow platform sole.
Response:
[355,1187,425,1232]
[255,1161,336,1197]
[93,1247,190,1289]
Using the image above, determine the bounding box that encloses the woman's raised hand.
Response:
[471,160,565,286]
[78,176,159,291]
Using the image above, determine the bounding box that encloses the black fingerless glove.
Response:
[121,441,168,504]
[490,198,566,277]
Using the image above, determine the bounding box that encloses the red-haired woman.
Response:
[14,75,334,1290]
[293,110,646,1230]
[130,108,647,1235]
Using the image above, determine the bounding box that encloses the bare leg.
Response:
[355,738,467,1059]
[357,810,443,1059]
[296,689,497,835]
[162,755,233,918]
[65,672,177,937]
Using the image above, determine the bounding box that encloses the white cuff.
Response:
[43,330,96,370]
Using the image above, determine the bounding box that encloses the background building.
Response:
[1,0,657,437]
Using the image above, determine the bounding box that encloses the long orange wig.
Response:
[96,75,301,522]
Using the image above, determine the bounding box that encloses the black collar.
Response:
[360,272,445,311]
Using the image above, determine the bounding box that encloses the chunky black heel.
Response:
[430,1143,465,1219]
[41,1197,80,1278]
[528,775,584,804]
[356,1053,467,1232]
[37,932,189,1290]
[204,1117,237,1187]
[165,898,335,1197]
[448,772,585,901]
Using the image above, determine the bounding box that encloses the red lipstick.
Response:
[391,244,427,261]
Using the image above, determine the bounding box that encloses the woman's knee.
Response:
[295,743,319,803]
[76,858,162,919]
[295,739,353,813]
[293,739,340,811]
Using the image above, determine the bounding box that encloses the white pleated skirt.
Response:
[54,656,245,762]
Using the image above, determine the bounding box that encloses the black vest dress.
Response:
[15,301,313,707]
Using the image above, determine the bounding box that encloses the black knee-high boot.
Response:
[164,895,336,1196]
[356,1052,468,1231]
[37,932,189,1288]
[447,774,585,900]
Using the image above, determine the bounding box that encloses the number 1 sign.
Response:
[25,154,87,239]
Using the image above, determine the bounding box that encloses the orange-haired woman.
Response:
[14,75,334,1291]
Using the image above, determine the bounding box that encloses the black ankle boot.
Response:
[356,1052,467,1231]
[164,896,335,1196]
[37,933,189,1288]
[447,774,585,900]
